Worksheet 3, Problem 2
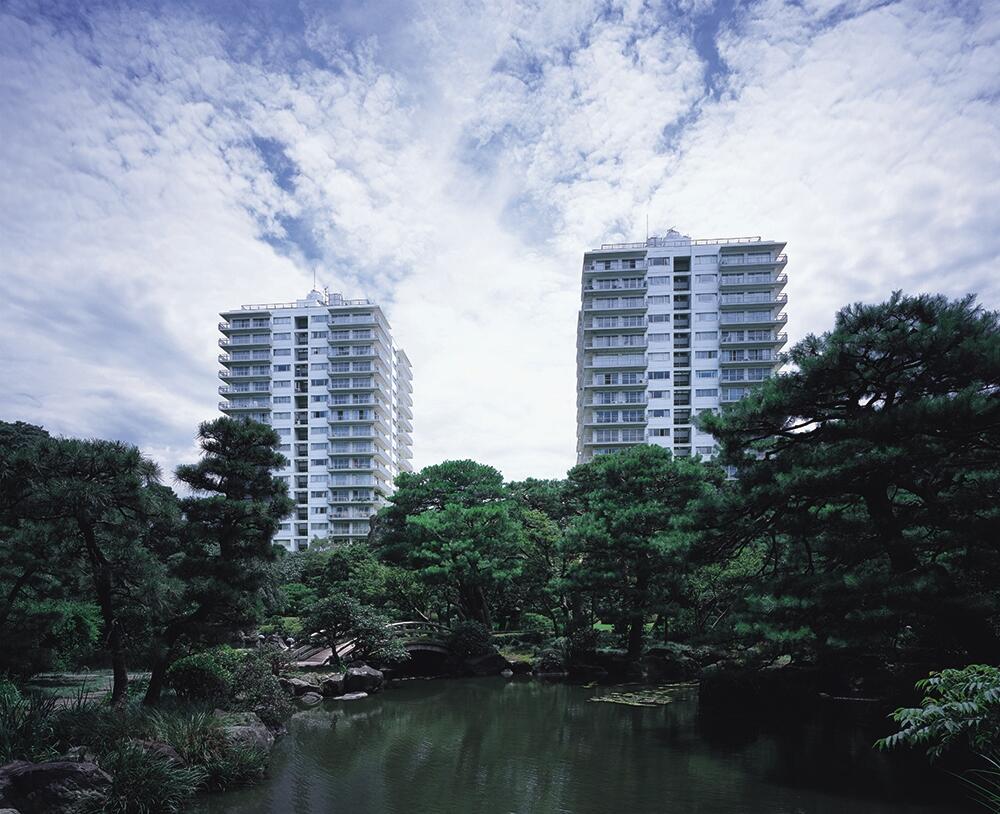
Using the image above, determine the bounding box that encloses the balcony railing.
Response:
[219,400,270,410]
[719,253,788,266]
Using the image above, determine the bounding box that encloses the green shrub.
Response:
[521,613,555,636]
[166,652,232,702]
[447,621,494,659]
[200,742,270,790]
[534,637,569,673]
[0,687,58,762]
[228,650,293,728]
[91,741,206,814]
[152,711,268,790]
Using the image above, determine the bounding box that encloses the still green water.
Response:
[198,678,961,814]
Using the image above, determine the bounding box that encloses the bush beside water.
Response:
[1,647,288,813]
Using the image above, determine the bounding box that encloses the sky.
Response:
[2,0,999,481]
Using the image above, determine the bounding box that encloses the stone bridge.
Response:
[290,621,451,668]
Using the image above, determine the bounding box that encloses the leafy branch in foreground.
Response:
[875,665,1000,759]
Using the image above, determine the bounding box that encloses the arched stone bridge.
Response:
[290,621,451,668]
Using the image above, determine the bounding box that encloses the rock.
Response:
[462,652,512,677]
[643,642,700,681]
[280,677,322,697]
[319,674,345,697]
[0,760,112,814]
[129,740,183,765]
[500,669,514,678]
[0,808,21,814]
[57,747,96,763]
[344,665,384,694]
[332,692,368,701]
[508,660,532,675]
[298,692,322,706]
[213,710,275,751]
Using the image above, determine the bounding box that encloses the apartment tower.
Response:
[218,289,414,550]
[576,231,788,463]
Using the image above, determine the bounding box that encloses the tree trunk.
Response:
[79,520,128,707]
[626,615,645,661]
[0,566,38,628]
[864,486,919,573]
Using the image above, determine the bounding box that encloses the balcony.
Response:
[219,335,270,348]
[585,341,648,351]
[721,331,787,346]
[583,260,648,273]
[720,273,788,290]
[719,312,788,327]
[719,254,788,267]
[719,293,788,310]
[219,399,270,410]
[218,368,270,379]
[582,300,647,313]
[586,355,647,369]
[219,384,270,395]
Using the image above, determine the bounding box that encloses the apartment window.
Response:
[696,446,716,455]
[648,314,670,323]
[274,348,291,357]
[273,380,290,389]
[695,350,718,359]
[649,257,670,266]
[310,378,325,386]
[696,369,718,379]
[696,293,717,304]
[273,396,291,404]
[623,391,645,403]
[696,312,719,322]
[311,331,328,339]
[695,255,717,264]
[649,371,671,380]
[595,391,617,405]
[695,274,717,284]
[594,316,617,328]
[621,373,642,384]
[648,428,670,437]
[695,331,718,341]
[621,410,644,422]
[273,317,291,326]
[648,333,670,343]
[621,429,644,442]
[311,363,329,371]
[273,332,291,340]
[621,316,645,327]
[621,277,644,289]
[648,296,670,305]
[649,409,670,418]
[649,391,667,399]
[648,353,670,362]
[594,411,619,423]
[274,364,291,372]
[273,412,291,420]
[695,388,718,397]
[593,429,618,443]
[648,276,669,286]
[311,394,329,403]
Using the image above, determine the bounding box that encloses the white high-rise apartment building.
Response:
[218,289,413,551]
[576,231,788,463]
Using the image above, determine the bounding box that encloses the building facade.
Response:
[218,289,413,551]
[576,231,787,463]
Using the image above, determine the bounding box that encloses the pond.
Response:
[197,678,963,814]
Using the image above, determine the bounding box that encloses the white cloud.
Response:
[1,0,998,481]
